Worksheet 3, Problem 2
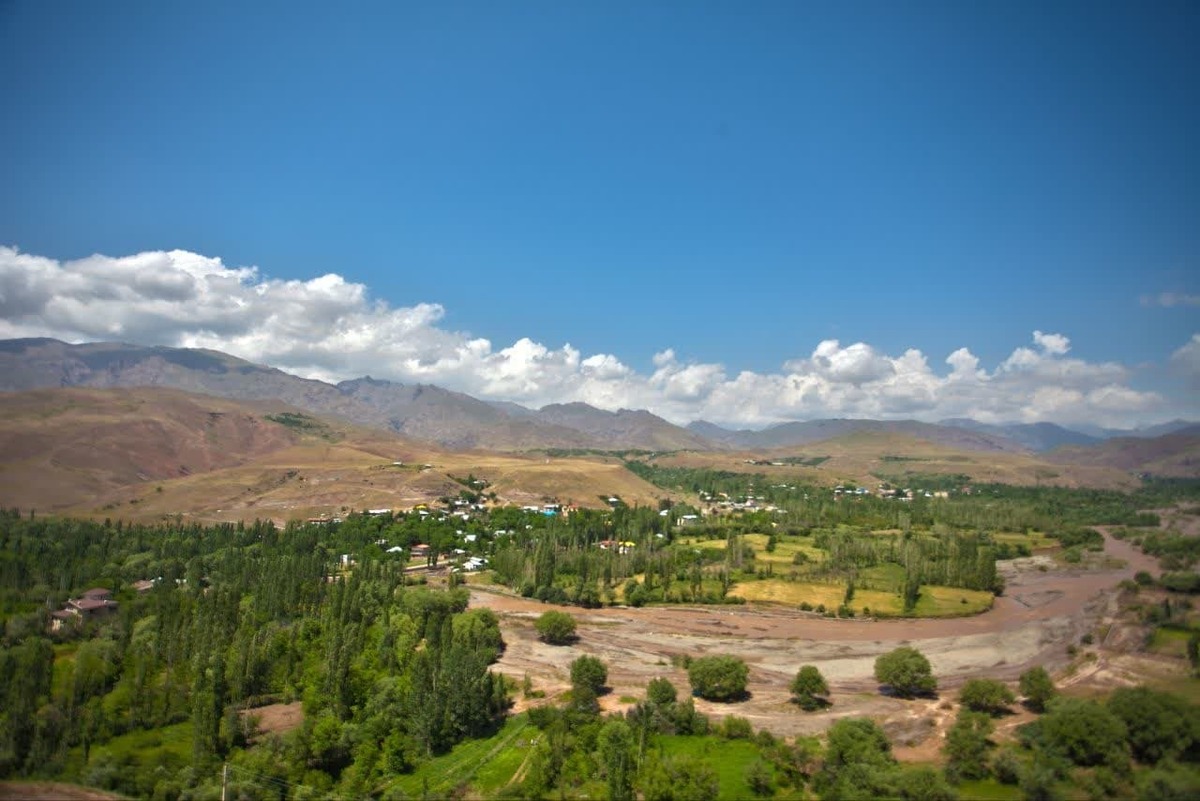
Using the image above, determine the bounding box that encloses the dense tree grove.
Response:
[0,510,508,797]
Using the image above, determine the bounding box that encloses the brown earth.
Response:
[243,701,305,737]
[475,528,1162,739]
[646,435,1140,491]
[0,387,677,522]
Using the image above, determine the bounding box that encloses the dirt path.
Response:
[475,528,1157,737]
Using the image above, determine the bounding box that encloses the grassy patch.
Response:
[383,714,529,798]
[66,721,193,795]
[729,578,993,617]
[1149,626,1195,658]
[993,530,1054,551]
[263,413,338,440]
[729,579,897,614]
[682,532,825,567]
[910,585,994,617]
[655,735,764,801]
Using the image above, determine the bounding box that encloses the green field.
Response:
[655,735,769,801]
[1148,625,1195,658]
[382,714,531,798]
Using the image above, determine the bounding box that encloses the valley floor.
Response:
[474,528,1160,738]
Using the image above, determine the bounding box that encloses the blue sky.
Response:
[0,1,1197,426]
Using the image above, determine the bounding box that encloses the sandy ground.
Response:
[474,529,1163,738]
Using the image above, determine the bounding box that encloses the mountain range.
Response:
[1,338,1195,461]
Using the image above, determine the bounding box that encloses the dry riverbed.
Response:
[473,529,1161,737]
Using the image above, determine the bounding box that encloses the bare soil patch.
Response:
[243,701,304,737]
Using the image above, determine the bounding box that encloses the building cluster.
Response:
[49,582,155,631]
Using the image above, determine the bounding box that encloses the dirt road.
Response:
[474,529,1160,737]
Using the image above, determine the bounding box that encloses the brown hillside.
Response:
[646,431,1137,490]
[0,387,675,522]
[0,388,309,510]
[1045,429,1200,477]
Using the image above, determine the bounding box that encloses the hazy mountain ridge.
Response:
[686,418,1028,453]
[0,339,710,452]
[536,402,716,451]
[1043,426,1200,477]
[937,419,1102,452]
[4,339,1194,464]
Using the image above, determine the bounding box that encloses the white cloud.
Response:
[1032,330,1070,355]
[0,245,1188,429]
[1171,334,1200,388]
[1142,292,1200,308]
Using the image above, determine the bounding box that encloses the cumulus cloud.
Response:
[0,245,1186,428]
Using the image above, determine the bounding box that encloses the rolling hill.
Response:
[1044,426,1200,477]
[0,386,676,521]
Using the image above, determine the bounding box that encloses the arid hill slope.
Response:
[0,387,674,521]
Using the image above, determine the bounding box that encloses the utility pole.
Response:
[221,762,228,801]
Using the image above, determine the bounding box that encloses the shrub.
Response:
[993,749,1021,785]
[534,610,576,644]
[646,677,677,707]
[746,759,775,797]
[687,655,749,702]
[1160,572,1200,594]
[718,715,754,740]
[959,678,1016,715]
[943,710,993,781]
[1019,666,1056,712]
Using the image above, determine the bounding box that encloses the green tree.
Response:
[959,678,1016,716]
[1019,759,1064,801]
[1019,666,1056,712]
[597,719,636,801]
[641,754,719,801]
[1136,763,1200,801]
[895,765,957,801]
[534,610,577,645]
[1040,697,1129,769]
[570,655,608,698]
[789,665,830,710]
[943,709,993,781]
[687,655,749,702]
[816,717,897,800]
[647,677,678,707]
[874,646,937,698]
[1107,686,1200,764]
